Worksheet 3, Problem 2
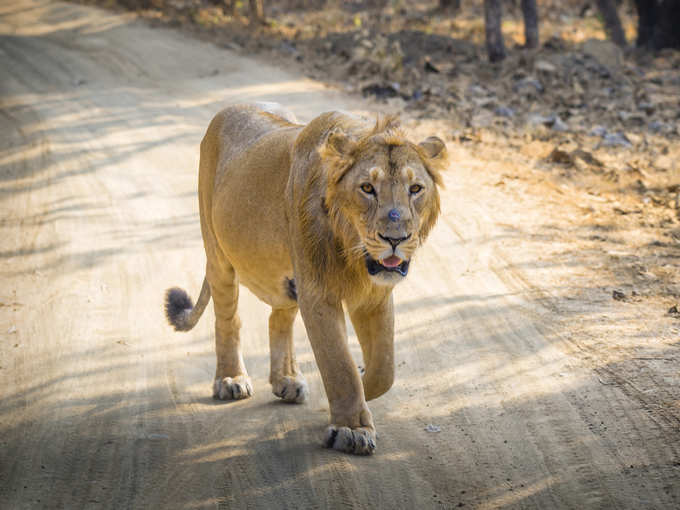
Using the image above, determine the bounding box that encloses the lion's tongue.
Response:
[381,255,402,268]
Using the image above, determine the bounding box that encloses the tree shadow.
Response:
[2,2,679,509]
[2,272,680,509]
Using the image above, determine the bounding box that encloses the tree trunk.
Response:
[206,0,237,17]
[484,0,506,62]
[634,0,657,48]
[521,0,539,48]
[439,0,461,11]
[634,0,655,48]
[249,0,264,23]
[227,0,237,17]
[634,0,680,50]
[653,0,680,49]
[595,0,627,47]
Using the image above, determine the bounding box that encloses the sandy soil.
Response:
[1,1,679,509]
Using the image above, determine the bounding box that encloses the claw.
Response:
[213,376,253,401]
[325,428,339,448]
[324,426,376,455]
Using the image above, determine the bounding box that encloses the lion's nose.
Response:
[388,208,400,222]
[378,233,411,248]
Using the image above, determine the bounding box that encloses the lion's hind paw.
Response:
[213,375,253,400]
[324,426,376,455]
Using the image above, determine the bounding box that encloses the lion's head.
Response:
[320,116,448,287]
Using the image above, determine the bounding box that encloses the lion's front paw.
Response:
[271,375,309,403]
[324,425,376,455]
[213,375,253,400]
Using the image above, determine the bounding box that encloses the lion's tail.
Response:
[164,278,211,332]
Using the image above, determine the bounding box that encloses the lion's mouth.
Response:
[365,254,410,277]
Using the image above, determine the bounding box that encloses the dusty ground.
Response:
[1,0,680,509]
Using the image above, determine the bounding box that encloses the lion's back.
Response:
[199,104,303,305]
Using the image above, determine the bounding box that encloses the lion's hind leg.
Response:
[210,264,252,400]
[268,306,309,403]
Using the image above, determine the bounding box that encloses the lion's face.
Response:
[323,129,447,286]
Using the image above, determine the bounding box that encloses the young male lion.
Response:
[165,103,447,455]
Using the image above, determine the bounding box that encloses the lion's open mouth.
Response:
[365,254,410,277]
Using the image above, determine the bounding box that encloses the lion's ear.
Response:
[418,136,447,161]
[326,129,355,156]
[320,129,356,183]
[417,136,448,186]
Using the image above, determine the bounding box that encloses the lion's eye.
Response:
[360,183,375,195]
[409,184,423,194]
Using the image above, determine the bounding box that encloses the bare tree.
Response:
[206,0,237,17]
[483,0,539,62]
[635,0,680,49]
[635,0,657,47]
[592,0,680,49]
[484,0,506,62]
[439,0,461,11]
[249,0,265,23]
[595,0,627,47]
[521,0,539,49]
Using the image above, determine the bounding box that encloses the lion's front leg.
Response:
[298,293,376,455]
[348,294,395,401]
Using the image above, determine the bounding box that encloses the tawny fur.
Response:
[164,103,447,455]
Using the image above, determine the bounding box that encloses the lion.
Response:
[165,103,447,455]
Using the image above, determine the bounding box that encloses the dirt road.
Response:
[1,1,678,508]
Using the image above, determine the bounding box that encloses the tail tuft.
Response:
[165,287,194,331]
